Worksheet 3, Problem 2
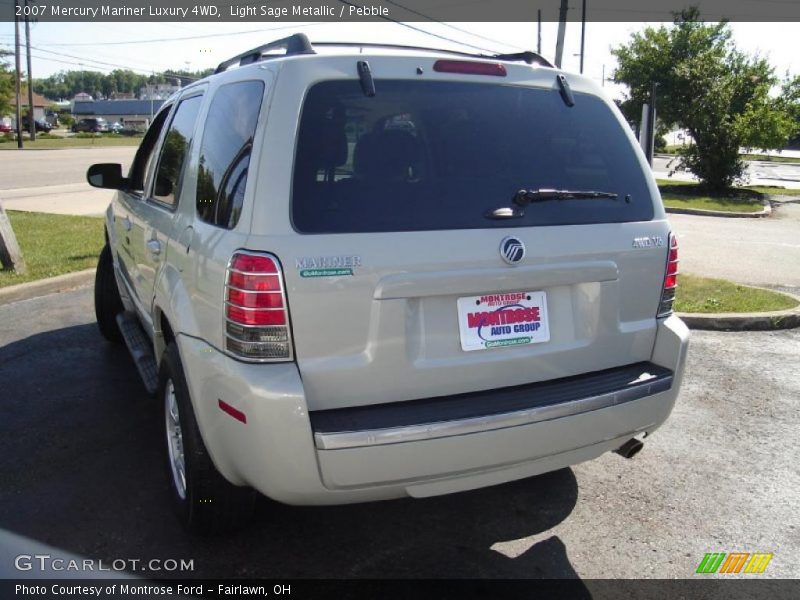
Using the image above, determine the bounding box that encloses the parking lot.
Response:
[0,286,797,579]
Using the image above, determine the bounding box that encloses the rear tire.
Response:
[94,244,124,343]
[160,342,256,535]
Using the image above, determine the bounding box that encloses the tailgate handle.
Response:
[374,261,619,300]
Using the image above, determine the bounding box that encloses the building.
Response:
[8,89,51,120]
[139,83,181,101]
[73,99,165,131]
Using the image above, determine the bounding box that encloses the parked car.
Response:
[72,117,108,133]
[21,116,53,133]
[88,34,689,535]
[109,121,124,133]
[0,117,12,134]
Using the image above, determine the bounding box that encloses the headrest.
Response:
[353,130,420,181]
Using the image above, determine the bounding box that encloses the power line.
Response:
[0,42,154,75]
[337,0,503,54]
[29,45,163,73]
[39,22,328,47]
[382,0,525,51]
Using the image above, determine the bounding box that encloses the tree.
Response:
[612,7,798,191]
[0,50,14,117]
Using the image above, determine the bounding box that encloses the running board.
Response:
[116,311,159,396]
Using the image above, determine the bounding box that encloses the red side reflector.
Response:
[218,399,247,424]
[433,60,507,77]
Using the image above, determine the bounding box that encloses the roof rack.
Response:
[214,33,553,74]
[214,33,316,74]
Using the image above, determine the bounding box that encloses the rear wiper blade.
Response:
[513,188,619,206]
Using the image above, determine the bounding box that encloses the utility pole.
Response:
[579,0,586,74]
[14,11,23,149]
[25,0,35,141]
[644,82,659,166]
[555,0,568,68]
[537,9,542,55]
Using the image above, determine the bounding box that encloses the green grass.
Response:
[745,185,800,196]
[0,135,143,149]
[0,211,104,288]
[657,179,800,198]
[661,146,800,164]
[657,180,765,212]
[740,153,800,164]
[675,274,798,314]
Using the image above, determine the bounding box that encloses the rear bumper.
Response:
[178,315,689,505]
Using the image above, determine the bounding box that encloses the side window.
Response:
[152,95,203,208]
[128,108,171,192]
[196,80,264,229]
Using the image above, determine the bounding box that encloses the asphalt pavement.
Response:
[0,147,134,216]
[0,286,797,579]
[652,155,800,186]
[672,202,800,287]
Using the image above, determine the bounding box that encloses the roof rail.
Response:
[214,35,553,74]
[214,33,315,74]
[311,42,553,68]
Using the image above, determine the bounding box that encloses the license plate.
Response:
[457,291,550,351]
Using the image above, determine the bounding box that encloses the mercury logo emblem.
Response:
[500,237,525,265]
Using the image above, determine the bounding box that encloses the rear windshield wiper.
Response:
[513,188,620,206]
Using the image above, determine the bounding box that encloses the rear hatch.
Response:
[268,71,669,411]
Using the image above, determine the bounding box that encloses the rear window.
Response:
[292,80,654,234]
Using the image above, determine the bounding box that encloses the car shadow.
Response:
[0,322,587,585]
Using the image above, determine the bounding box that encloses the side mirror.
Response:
[87,163,126,190]
[155,175,173,197]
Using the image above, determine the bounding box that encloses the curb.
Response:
[0,269,95,306]
[677,289,800,331]
[665,199,771,218]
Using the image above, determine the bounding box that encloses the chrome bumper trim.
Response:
[314,376,672,450]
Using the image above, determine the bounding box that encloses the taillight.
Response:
[433,60,507,77]
[658,233,679,317]
[224,251,293,361]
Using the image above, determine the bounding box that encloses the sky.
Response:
[0,20,797,101]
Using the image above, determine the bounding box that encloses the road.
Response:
[0,147,134,216]
[653,155,800,186]
[0,287,797,579]
[672,202,800,288]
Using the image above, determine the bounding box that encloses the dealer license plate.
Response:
[456,291,550,351]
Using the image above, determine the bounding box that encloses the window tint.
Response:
[128,108,170,191]
[196,81,264,228]
[152,95,202,208]
[292,80,654,234]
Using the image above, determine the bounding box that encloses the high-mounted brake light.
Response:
[433,60,507,77]
[224,251,293,361]
[658,233,679,317]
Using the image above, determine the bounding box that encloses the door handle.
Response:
[147,239,161,256]
[121,216,132,232]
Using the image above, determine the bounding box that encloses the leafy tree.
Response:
[0,50,14,117]
[612,7,798,190]
[31,68,214,101]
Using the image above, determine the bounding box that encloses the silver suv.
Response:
[88,34,689,535]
